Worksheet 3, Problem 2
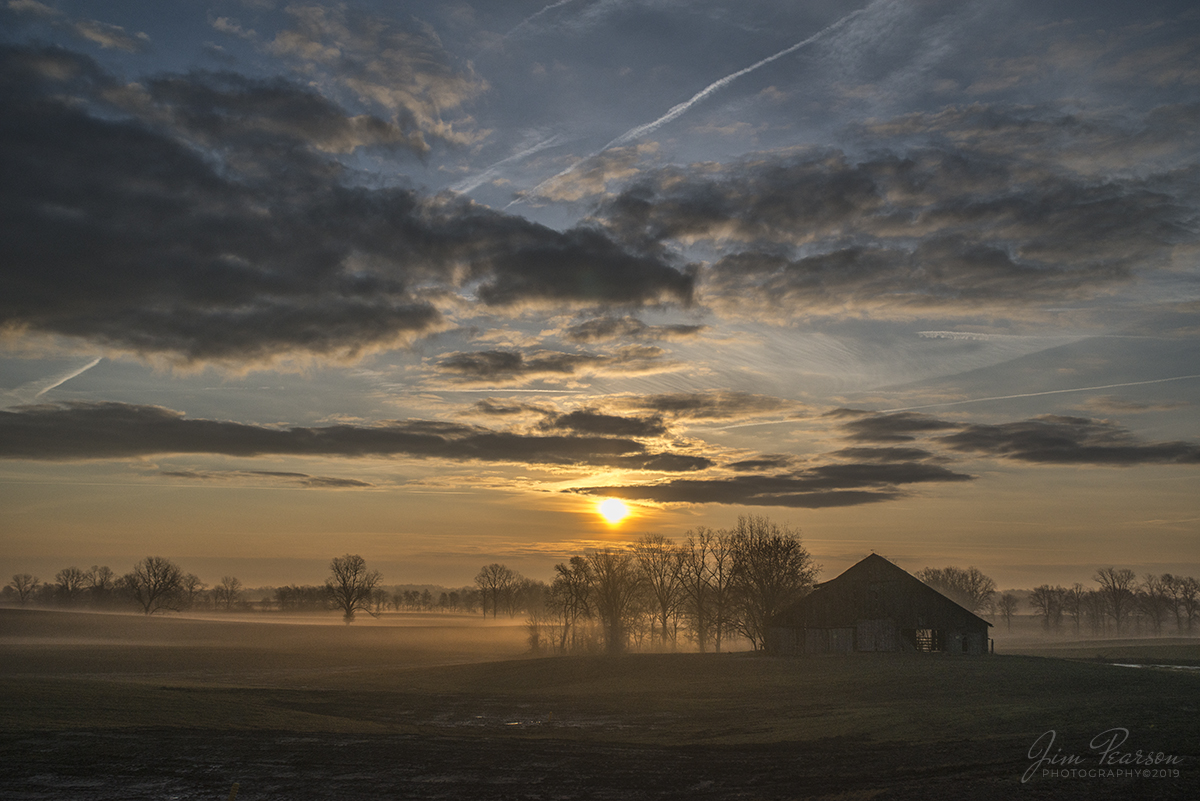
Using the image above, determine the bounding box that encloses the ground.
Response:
[1,608,1197,799]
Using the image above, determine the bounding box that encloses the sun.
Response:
[597,498,630,525]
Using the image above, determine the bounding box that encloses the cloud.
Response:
[595,119,1196,317]
[1079,396,1192,414]
[541,409,666,437]
[161,469,374,489]
[433,346,674,384]
[0,44,693,365]
[139,70,426,155]
[0,401,709,471]
[938,415,1200,465]
[563,316,705,343]
[267,4,485,148]
[70,18,149,52]
[829,409,964,443]
[620,390,799,421]
[5,2,150,52]
[573,460,973,509]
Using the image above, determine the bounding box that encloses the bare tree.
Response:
[1094,567,1137,635]
[326,554,382,624]
[55,566,88,605]
[1029,585,1065,632]
[213,576,243,611]
[585,548,644,655]
[915,566,996,614]
[1062,583,1086,634]
[549,556,593,652]
[728,515,819,651]
[475,563,518,618]
[123,557,185,615]
[1137,574,1172,635]
[997,593,1019,630]
[678,528,716,653]
[9,574,39,606]
[86,565,116,606]
[1172,575,1200,632]
[633,534,683,650]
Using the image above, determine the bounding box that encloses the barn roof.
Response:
[777,553,993,629]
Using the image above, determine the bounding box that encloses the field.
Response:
[2,609,1198,799]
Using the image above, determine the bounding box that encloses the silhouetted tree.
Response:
[54,566,88,605]
[586,548,644,655]
[326,554,382,624]
[475,563,518,618]
[123,556,185,615]
[549,556,593,652]
[1029,585,1065,632]
[9,573,39,606]
[679,528,724,653]
[86,565,116,607]
[1094,567,1137,635]
[728,515,819,650]
[633,534,683,649]
[214,576,243,611]
[1062,583,1086,634]
[997,593,1019,630]
[915,566,996,614]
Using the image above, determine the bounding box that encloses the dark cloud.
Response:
[829,447,938,462]
[938,415,1200,465]
[595,133,1195,315]
[0,44,693,364]
[623,390,796,420]
[727,454,796,471]
[574,461,973,508]
[434,346,671,383]
[830,409,963,442]
[265,3,484,149]
[161,469,374,488]
[0,402,708,471]
[564,316,706,343]
[542,410,667,438]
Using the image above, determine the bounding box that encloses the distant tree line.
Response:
[515,515,820,655]
[4,554,489,620]
[1023,569,1200,636]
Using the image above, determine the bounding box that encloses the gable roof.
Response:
[778,553,993,629]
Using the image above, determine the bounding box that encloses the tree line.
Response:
[1007,568,1200,636]
[3,555,478,621]
[510,515,820,655]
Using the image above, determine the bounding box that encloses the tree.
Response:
[123,556,185,615]
[86,565,116,606]
[678,527,735,653]
[474,563,518,618]
[213,576,243,611]
[9,573,39,606]
[728,515,819,650]
[633,534,683,649]
[549,556,593,652]
[915,566,996,614]
[326,554,382,624]
[54,566,88,605]
[997,593,1019,630]
[1094,567,1137,635]
[585,548,644,655]
[1029,585,1065,632]
[1062,583,1087,634]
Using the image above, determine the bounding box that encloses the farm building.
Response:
[768,553,992,655]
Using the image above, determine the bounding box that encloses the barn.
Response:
[768,553,993,655]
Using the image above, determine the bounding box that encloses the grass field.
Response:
[2,608,1197,799]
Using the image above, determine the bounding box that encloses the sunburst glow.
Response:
[597,498,630,525]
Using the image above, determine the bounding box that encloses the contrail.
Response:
[505,0,581,38]
[34,357,103,397]
[507,4,870,208]
[451,134,564,194]
[878,374,1200,413]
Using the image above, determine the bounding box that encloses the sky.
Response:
[2,0,1198,589]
